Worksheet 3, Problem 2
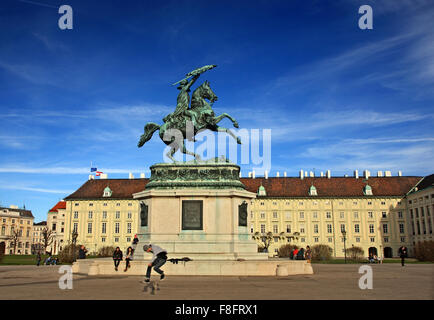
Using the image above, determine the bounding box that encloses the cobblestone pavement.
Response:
[0,263,432,300]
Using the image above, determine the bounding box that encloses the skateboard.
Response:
[143,279,160,295]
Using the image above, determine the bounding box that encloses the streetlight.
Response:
[342,230,347,264]
[72,231,78,262]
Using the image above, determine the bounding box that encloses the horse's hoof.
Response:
[233,122,239,128]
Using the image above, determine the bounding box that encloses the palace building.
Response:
[46,200,66,255]
[0,205,34,255]
[60,171,433,258]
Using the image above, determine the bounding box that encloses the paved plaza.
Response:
[0,263,432,300]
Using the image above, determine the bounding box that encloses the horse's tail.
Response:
[138,122,160,147]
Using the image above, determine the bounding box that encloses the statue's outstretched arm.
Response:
[185,74,200,91]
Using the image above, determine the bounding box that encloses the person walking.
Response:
[36,252,41,266]
[142,244,167,282]
[305,246,312,263]
[124,246,133,272]
[112,247,123,271]
[398,246,408,267]
[78,245,87,259]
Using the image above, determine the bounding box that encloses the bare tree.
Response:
[42,227,54,254]
[9,229,20,254]
[253,231,273,252]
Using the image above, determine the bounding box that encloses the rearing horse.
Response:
[138,81,241,162]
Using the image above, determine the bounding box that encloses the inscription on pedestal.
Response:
[140,202,148,227]
[238,201,248,227]
[182,200,203,230]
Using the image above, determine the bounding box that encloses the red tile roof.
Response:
[240,176,422,198]
[48,200,66,212]
[64,176,422,199]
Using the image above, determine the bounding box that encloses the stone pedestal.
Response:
[132,160,267,260]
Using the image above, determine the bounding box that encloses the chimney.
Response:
[252,170,255,179]
[326,170,331,179]
[354,170,359,179]
[385,171,392,177]
[140,173,145,178]
[320,171,324,177]
[239,171,242,178]
[364,170,370,179]
[305,171,308,178]
[129,172,134,179]
[100,173,108,179]
[344,174,348,177]
[265,170,268,179]
[377,171,383,177]
[398,170,402,177]
[284,171,287,177]
[88,175,94,180]
[276,171,280,177]
[309,171,314,177]
[248,172,252,178]
[300,170,304,180]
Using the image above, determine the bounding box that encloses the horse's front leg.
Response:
[214,113,239,128]
[181,141,202,161]
[217,126,242,144]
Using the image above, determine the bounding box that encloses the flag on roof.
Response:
[96,171,103,176]
[91,167,97,172]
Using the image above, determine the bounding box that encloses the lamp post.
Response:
[72,231,78,262]
[342,230,347,264]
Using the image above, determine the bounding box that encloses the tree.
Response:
[253,232,273,252]
[41,227,54,254]
[9,229,20,254]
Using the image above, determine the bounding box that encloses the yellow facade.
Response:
[249,197,411,258]
[46,207,66,254]
[64,199,139,254]
[407,187,434,244]
[0,206,34,255]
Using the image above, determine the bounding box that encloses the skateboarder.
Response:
[142,244,167,283]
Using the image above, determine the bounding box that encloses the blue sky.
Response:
[0,0,433,222]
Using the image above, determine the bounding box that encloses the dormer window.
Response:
[364,184,373,196]
[257,185,267,196]
[103,186,112,197]
[309,185,317,196]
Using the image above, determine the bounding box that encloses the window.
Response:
[1,226,4,236]
[250,212,254,219]
[399,223,405,234]
[327,224,332,233]
[341,224,346,233]
[314,237,319,243]
[73,223,78,233]
[115,237,119,242]
[339,202,343,206]
[328,237,332,243]
[429,219,432,234]
[102,211,107,219]
[274,238,278,243]
[370,237,375,242]
[260,224,265,233]
[400,237,405,243]
[115,222,120,234]
[286,224,291,233]
[410,209,413,219]
[285,201,290,206]
[417,221,421,234]
[52,223,56,231]
[354,224,360,233]
[326,212,331,219]
[368,201,372,205]
[285,212,291,220]
[313,212,318,219]
[127,212,132,219]
[272,201,277,206]
[103,203,107,206]
[75,203,79,206]
[299,202,304,206]
[384,237,389,243]
[260,212,265,219]
[381,201,386,205]
[368,211,373,219]
[422,220,426,234]
[273,225,278,233]
[102,223,106,234]
[300,224,305,234]
[273,212,278,219]
[260,202,264,206]
[369,224,375,233]
[116,203,121,206]
[89,203,93,207]
[383,224,388,234]
[115,211,120,219]
[299,212,304,219]
[88,211,93,219]
[398,211,403,219]
[127,222,132,234]
[301,238,305,243]
[421,207,425,217]
[74,211,79,219]
[87,223,92,234]
[314,224,319,233]
[382,212,387,218]
[356,237,360,242]
[128,202,132,207]
[102,237,106,243]
[126,237,131,242]
[340,212,345,219]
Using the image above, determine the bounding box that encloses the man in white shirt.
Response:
[143,244,167,282]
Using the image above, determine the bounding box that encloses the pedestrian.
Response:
[142,244,167,283]
[112,247,123,271]
[124,246,133,272]
[398,246,408,267]
[36,252,41,266]
[292,248,299,260]
[305,246,312,263]
[78,245,87,259]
